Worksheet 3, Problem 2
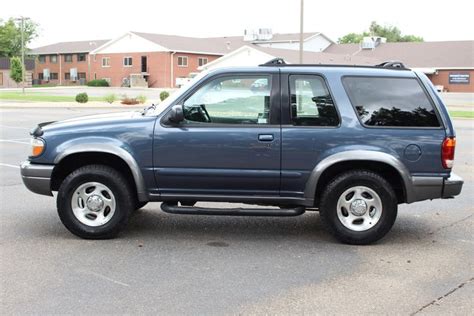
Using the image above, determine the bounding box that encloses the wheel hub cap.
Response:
[350,199,368,216]
[86,195,104,212]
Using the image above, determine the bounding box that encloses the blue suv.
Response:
[21,60,463,244]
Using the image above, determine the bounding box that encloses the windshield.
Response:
[145,70,210,116]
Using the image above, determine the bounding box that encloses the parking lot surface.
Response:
[1,107,473,314]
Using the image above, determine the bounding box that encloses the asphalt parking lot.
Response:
[0,107,473,314]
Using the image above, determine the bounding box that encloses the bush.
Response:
[104,94,116,104]
[137,95,147,104]
[121,95,139,105]
[75,93,88,103]
[87,79,109,87]
[160,91,169,101]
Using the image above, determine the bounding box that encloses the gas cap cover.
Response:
[404,144,422,161]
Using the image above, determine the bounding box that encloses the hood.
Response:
[39,111,143,134]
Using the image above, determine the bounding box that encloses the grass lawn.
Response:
[0,91,102,102]
[449,110,474,119]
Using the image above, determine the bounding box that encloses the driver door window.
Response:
[183,76,272,125]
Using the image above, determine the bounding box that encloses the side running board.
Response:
[160,203,305,217]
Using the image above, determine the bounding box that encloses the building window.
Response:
[123,57,133,67]
[78,72,86,79]
[50,55,58,63]
[77,53,86,62]
[102,57,110,67]
[38,73,44,80]
[64,54,73,63]
[50,73,59,80]
[65,72,70,80]
[38,55,46,64]
[198,57,208,67]
[94,73,97,79]
[177,56,188,67]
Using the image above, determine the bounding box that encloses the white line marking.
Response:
[0,124,30,130]
[0,163,20,169]
[0,139,30,145]
[83,271,130,287]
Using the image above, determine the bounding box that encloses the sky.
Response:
[2,0,473,48]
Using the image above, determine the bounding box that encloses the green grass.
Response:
[449,111,474,119]
[0,91,102,102]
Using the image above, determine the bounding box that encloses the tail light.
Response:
[441,137,456,169]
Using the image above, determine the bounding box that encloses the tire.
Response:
[57,164,134,239]
[319,170,398,245]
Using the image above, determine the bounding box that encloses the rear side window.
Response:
[289,75,339,126]
[342,77,440,127]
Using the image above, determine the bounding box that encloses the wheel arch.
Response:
[52,144,148,202]
[305,150,412,206]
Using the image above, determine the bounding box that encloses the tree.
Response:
[0,18,39,57]
[9,56,23,85]
[338,21,423,43]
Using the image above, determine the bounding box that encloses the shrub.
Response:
[121,95,139,105]
[75,93,88,103]
[104,93,116,104]
[9,57,23,84]
[160,91,169,101]
[137,95,147,104]
[87,79,109,87]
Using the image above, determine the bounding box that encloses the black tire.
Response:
[319,170,398,245]
[57,164,134,239]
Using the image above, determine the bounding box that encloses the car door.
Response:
[153,71,281,198]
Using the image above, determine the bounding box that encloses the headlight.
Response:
[31,138,45,157]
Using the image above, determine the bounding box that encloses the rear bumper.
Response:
[408,173,463,203]
[442,173,463,198]
[20,161,54,196]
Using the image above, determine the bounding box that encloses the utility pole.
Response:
[299,0,304,64]
[15,17,29,94]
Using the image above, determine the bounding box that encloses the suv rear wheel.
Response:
[57,165,133,239]
[319,170,397,245]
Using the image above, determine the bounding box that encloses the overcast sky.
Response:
[2,0,473,48]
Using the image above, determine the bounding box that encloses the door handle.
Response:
[258,134,274,142]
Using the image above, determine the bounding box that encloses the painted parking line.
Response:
[0,124,30,130]
[0,163,20,169]
[0,139,30,145]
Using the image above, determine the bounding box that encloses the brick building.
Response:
[29,31,332,88]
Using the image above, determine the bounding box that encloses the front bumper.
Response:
[20,161,54,196]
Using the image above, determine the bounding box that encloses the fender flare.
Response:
[54,143,148,202]
[304,150,412,202]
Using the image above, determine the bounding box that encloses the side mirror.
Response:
[168,105,184,123]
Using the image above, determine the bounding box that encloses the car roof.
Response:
[208,65,416,78]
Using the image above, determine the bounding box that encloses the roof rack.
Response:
[259,58,409,70]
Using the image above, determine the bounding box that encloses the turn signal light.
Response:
[441,137,456,169]
[31,138,45,157]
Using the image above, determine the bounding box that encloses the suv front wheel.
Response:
[57,165,134,239]
[319,170,398,245]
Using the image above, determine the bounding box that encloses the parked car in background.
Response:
[21,60,463,244]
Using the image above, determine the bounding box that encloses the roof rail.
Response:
[258,58,410,70]
[259,58,286,66]
[376,61,407,69]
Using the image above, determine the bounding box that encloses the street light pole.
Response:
[299,0,304,64]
